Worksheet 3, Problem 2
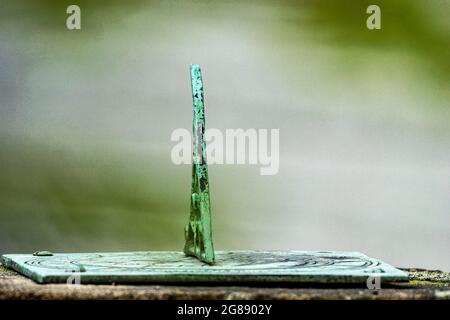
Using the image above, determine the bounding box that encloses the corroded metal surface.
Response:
[184,64,215,264]
[1,251,407,284]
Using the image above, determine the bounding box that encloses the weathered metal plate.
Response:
[1,250,408,284]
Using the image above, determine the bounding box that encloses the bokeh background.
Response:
[0,0,449,270]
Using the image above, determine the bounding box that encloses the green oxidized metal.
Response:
[183,64,215,264]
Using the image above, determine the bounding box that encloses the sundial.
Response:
[2,251,406,284]
[1,65,407,285]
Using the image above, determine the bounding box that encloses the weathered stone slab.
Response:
[1,250,407,284]
[1,266,450,300]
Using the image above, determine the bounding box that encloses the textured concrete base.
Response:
[0,265,449,300]
[1,250,407,284]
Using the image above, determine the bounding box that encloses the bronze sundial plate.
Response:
[1,250,408,284]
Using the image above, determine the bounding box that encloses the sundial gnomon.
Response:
[1,65,408,284]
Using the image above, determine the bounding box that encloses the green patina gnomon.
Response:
[184,64,215,265]
[0,65,409,285]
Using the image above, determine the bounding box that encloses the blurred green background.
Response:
[0,0,449,269]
